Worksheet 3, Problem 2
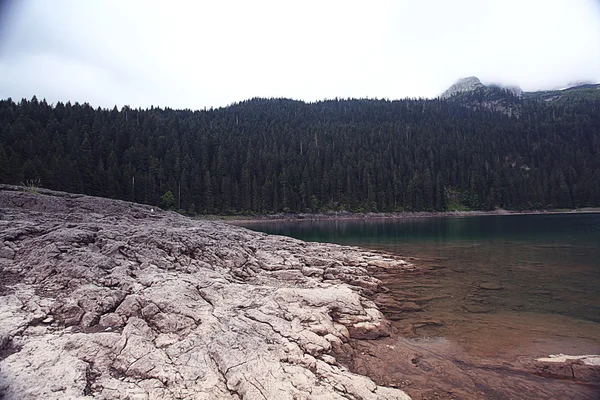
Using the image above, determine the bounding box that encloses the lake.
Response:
[238,213,600,323]
[237,213,600,398]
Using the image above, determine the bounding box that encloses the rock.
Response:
[322,354,337,365]
[412,319,443,329]
[463,304,493,313]
[55,304,84,326]
[533,354,600,383]
[478,282,504,290]
[440,76,522,99]
[0,186,411,400]
[0,243,15,259]
[0,335,90,400]
[348,321,391,340]
[429,265,446,270]
[440,76,485,99]
[368,260,390,269]
[301,266,323,277]
[400,302,423,312]
[98,313,124,329]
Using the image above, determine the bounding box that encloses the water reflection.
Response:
[239,213,600,322]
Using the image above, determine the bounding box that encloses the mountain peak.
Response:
[440,76,484,99]
[440,76,524,99]
[566,80,595,89]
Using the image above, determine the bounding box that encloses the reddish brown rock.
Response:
[478,282,504,290]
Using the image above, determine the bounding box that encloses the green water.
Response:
[238,213,600,323]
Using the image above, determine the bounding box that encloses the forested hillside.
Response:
[1,93,599,214]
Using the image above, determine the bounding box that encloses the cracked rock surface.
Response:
[0,186,412,400]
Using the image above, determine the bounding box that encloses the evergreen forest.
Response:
[1,90,599,214]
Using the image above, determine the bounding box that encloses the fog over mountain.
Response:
[0,0,599,109]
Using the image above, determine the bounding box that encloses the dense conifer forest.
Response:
[1,89,599,214]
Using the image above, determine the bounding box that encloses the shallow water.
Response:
[239,213,600,323]
[239,213,600,398]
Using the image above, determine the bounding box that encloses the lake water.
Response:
[237,213,600,398]
[238,213,600,323]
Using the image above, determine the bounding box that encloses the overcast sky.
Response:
[0,0,599,110]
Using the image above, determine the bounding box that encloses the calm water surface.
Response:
[239,213,600,397]
[239,213,600,324]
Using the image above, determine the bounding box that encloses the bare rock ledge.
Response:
[0,186,412,400]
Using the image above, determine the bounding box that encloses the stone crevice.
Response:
[0,187,412,400]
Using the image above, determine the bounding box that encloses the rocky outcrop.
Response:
[440,76,523,101]
[439,76,524,117]
[440,76,484,99]
[533,354,600,383]
[0,185,412,400]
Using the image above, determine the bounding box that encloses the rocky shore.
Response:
[223,208,600,225]
[0,186,413,400]
[1,185,599,399]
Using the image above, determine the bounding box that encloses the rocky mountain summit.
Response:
[441,76,600,103]
[440,76,524,100]
[0,185,412,400]
[440,76,525,116]
[440,76,485,99]
[523,82,600,103]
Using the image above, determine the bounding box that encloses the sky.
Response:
[0,0,599,110]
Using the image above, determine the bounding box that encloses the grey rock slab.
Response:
[440,76,485,99]
[0,187,411,400]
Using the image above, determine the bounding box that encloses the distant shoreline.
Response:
[210,208,600,224]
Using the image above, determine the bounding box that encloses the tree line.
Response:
[1,93,599,214]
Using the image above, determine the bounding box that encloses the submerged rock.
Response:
[478,282,504,290]
[0,186,411,400]
[463,304,493,314]
[533,354,600,383]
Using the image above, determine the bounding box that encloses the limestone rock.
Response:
[533,354,600,383]
[0,186,411,400]
[440,76,484,99]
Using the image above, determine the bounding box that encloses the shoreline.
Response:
[350,250,600,399]
[1,186,598,399]
[215,208,600,224]
[0,187,414,399]
[221,203,600,398]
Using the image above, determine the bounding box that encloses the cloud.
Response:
[0,0,599,109]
